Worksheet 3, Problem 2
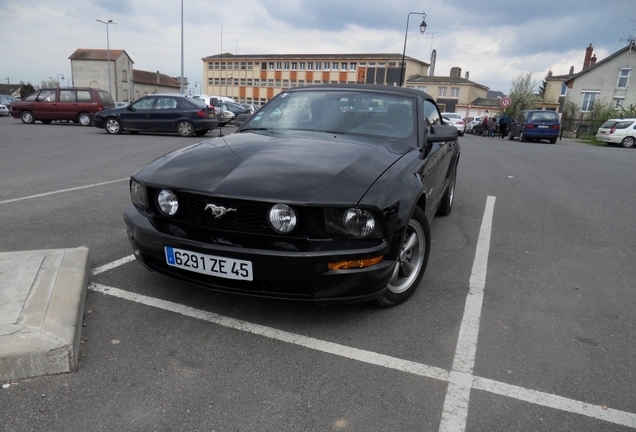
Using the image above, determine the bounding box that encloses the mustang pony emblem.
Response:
[204,204,237,218]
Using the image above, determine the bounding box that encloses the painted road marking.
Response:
[90,196,636,430]
[0,178,128,205]
[439,195,495,431]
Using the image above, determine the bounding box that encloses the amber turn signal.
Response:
[328,256,383,270]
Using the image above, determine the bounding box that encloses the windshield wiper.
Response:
[239,127,269,132]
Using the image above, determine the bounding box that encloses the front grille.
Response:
[150,190,313,237]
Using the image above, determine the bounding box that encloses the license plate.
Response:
[537,125,548,128]
[165,246,253,281]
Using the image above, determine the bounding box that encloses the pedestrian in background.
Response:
[498,113,511,138]
[488,117,497,137]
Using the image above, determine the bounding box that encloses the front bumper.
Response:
[124,205,398,303]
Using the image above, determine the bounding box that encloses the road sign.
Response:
[467,103,473,109]
[500,97,511,108]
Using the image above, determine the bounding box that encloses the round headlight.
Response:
[343,208,376,237]
[157,189,179,216]
[269,204,297,233]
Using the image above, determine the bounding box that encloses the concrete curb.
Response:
[0,247,90,381]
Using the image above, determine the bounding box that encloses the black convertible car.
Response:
[124,84,460,306]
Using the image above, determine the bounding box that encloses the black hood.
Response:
[135,131,410,204]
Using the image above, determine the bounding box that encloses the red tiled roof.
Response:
[132,69,180,88]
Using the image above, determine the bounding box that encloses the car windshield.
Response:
[529,111,558,122]
[241,89,415,139]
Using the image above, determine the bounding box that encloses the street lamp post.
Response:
[400,11,427,87]
[96,19,118,97]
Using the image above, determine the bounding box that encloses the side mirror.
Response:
[427,124,458,143]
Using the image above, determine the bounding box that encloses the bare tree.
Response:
[40,78,58,88]
[507,73,541,119]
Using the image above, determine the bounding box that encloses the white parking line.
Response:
[88,282,636,429]
[90,195,636,430]
[92,254,135,275]
[439,195,496,431]
[0,178,128,205]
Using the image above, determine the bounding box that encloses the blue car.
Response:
[508,110,560,144]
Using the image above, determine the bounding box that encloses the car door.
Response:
[150,96,181,132]
[119,96,156,131]
[33,89,58,120]
[425,101,455,212]
[57,89,77,121]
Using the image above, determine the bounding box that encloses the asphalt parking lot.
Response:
[1,116,635,431]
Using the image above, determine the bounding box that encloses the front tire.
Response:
[78,113,92,126]
[519,132,527,142]
[621,136,635,148]
[375,206,430,307]
[105,118,122,134]
[21,111,35,124]
[177,120,195,137]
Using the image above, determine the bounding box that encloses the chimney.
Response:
[583,44,594,69]
[465,71,470,80]
[569,66,574,75]
[450,67,461,77]
[590,55,597,66]
[156,71,161,84]
[428,49,437,76]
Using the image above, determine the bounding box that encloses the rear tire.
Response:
[177,120,195,137]
[375,206,430,307]
[550,137,557,144]
[21,111,36,124]
[78,113,92,126]
[621,136,635,148]
[520,132,527,142]
[437,167,457,216]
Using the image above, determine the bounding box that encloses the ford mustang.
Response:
[124,84,460,306]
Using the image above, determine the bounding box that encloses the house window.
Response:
[324,62,330,70]
[560,83,567,96]
[122,89,128,101]
[332,62,339,70]
[438,87,447,98]
[315,62,322,71]
[617,68,631,88]
[291,62,297,70]
[283,62,290,70]
[581,91,599,112]
[268,62,275,70]
[240,62,246,70]
[299,62,305,70]
[418,86,427,93]
[349,63,357,71]
[306,62,312,70]
[276,62,282,70]
[341,62,347,71]
[613,97,624,109]
[450,87,460,98]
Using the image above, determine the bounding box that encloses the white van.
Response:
[195,95,236,107]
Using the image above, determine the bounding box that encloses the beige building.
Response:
[69,49,181,102]
[201,53,430,106]
[406,67,489,116]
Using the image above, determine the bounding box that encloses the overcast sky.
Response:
[2,0,635,94]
